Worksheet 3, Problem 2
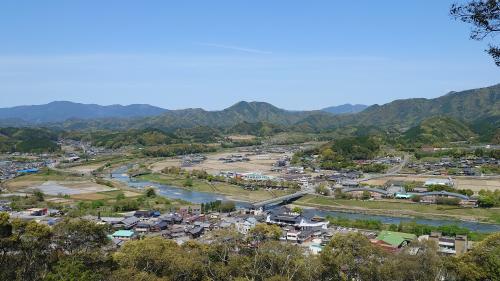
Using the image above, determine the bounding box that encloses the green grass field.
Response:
[138,173,293,202]
[295,195,500,223]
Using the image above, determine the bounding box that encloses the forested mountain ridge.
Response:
[349,84,500,129]
[1,84,499,134]
[65,83,500,131]
[0,101,167,123]
[402,116,478,146]
[134,101,322,130]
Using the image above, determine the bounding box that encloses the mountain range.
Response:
[0,84,499,134]
[0,101,167,123]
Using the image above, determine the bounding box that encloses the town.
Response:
[0,0,499,279]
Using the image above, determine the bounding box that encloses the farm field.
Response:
[149,151,290,176]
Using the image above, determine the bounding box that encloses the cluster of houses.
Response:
[58,139,112,157]
[355,156,402,166]
[238,144,304,155]
[0,159,53,181]
[218,154,251,163]
[406,156,498,176]
[180,154,206,167]
[62,153,81,163]
[325,170,363,186]
[325,177,478,207]
[218,171,276,182]
[370,230,471,255]
[75,206,263,247]
[0,198,473,257]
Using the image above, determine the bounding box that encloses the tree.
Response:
[445,232,500,281]
[183,177,193,187]
[321,148,335,161]
[113,237,206,281]
[52,219,109,254]
[291,206,303,214]
[411,194,422,203]
[362,190,371,200]
[249,224,282,242]
[0,212,12,238]
[45,258,103,281]
[12,220,53,281]
[478,195,496,207]
[219,201,236,213]
[109,268,167,281]
[474,147,486,157]
[319,232,385,281]
[381,240,443,281]
[451,0,500,66]
[315,184,331,196]
[115,192,126,200]
[145,187,156,198]
[246,241,320,281]
[33,189,45,202]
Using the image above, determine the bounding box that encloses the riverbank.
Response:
[294,195,500,224]
[136,173,294,203]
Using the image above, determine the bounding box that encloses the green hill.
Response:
[0,128,60,153]
[351,84,500,129]
[402,117,477,146]
[136,101,320,131]
[470,115,500,144]
[227,121,285,136]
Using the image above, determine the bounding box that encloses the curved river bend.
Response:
[111,167,500,233]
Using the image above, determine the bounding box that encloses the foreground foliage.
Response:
[0,213,498,281]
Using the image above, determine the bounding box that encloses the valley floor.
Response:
[137,173,294,203]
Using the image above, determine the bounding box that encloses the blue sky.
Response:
[0,0,498,110]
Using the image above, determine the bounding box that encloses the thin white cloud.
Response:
[196,42,272,54]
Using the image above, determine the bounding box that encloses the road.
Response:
[358,153,410,182]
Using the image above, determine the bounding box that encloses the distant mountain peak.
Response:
[226,101,282,112]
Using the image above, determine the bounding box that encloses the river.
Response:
[111,167,500,233]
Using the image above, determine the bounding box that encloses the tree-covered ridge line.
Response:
[0,84,498,153]
[0,83,498,153]
[0,83,498,134]
[1,114,498,154]
[0,213,498,281]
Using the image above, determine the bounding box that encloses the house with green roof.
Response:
[374,231,417,250]
[111,230,135,241]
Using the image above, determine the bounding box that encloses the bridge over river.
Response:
[252,191,309,209]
